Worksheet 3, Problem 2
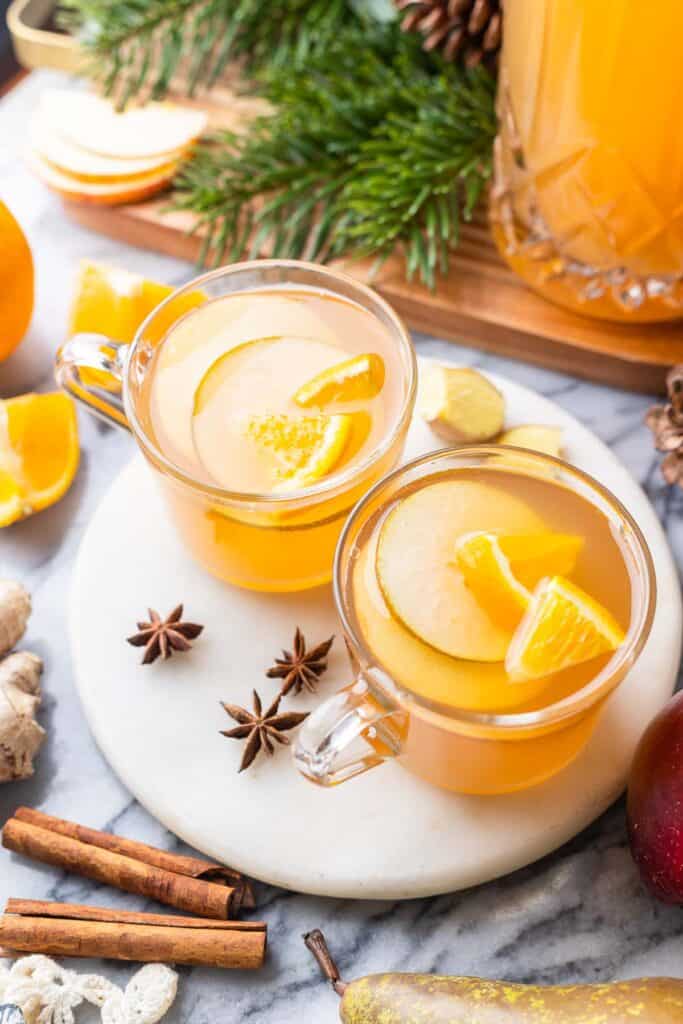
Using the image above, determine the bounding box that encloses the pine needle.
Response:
[172,25,496,287]
[59,1,497,287]
[59,0,364,103]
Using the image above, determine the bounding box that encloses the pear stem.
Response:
[303,929,348,996]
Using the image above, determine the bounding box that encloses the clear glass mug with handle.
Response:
[55,260,417,592]
[294,447,656,795]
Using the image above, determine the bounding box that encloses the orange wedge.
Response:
[454,532,531,630]
[506,575,626,683]
[70,260,206,345]
[0,393,79,525]
[498,533,583,589]
[294,353,385,407]
[246,413,352,491]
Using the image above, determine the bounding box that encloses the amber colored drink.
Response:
[321,450,654,795]
[491,0,683,321]
[136,282,414,591]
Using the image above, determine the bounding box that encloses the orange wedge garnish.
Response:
[0,393,79,526]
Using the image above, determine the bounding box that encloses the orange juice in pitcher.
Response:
[491,0,683,321]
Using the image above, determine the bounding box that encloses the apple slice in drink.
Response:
[375,479,545,662]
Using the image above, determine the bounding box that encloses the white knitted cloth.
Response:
[0,957,178,1024]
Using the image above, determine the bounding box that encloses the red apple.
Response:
[628,689,683,902]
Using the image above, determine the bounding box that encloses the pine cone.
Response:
[395,0,502,68]
[646,366,683,487]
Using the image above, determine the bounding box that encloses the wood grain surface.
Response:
[29,82,683,394]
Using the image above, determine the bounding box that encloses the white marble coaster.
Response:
[69,362,682,899]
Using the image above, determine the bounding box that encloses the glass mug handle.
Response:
[55,334,130,430]
[294,673,406,786]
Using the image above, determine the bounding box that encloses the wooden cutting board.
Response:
[60,90,683,395]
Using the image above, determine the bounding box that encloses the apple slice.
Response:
[499,424,563,457]
[39,89,207,160]
[376,478,545,661]
[28,152,178,205]
[29,114,185,183]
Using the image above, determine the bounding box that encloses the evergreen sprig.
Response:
[59,0,365,103]
[172,26,496,287]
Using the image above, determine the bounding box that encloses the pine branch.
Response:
[58,0,364,104]
[172,26,496,287]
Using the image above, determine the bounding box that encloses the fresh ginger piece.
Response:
[0,650,45,782]
[0,580,31,657]
[418,366,504,443]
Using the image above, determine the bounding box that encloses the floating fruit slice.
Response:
[70,261,206,345]
[419,365,504,442]
[39,90,207,160]
[506,575,625,683]
[0,393,79,526]
[355,530,549,712]
[294,353,385,408]
[453,532,531,630]
[191,335,355,490]
[375,479,545,661]
[499,424,563,457]
[498,533,583,589]
[192,339,265,418]
[246,413,352,491]
[0,200,33,362]
[29,115,183,183]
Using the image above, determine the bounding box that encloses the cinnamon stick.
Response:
[12,808,254,908]
[2,817,238,919]
[12,807,255,910]
[0,900,266,969]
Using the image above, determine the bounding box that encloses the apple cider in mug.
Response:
[135,286,412,590]
[342,462,641,793]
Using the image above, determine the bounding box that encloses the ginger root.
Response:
[499,424,563,457]
[418,366,505,443]
[0,651,45,782]
[0,579,31,658]
[0,579,45,783]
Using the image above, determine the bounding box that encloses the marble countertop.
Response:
[2,71,683,1024]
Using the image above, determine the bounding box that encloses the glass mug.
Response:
[55,261,417,592]
[294,448,656,795]
[491,0,683,322]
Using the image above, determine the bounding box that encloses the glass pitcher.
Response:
[490,0,683,322]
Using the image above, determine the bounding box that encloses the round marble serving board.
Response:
[70,359,682,900]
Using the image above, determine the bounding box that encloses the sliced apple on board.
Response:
[28,90,206,205]
[28,153,180,206]
[38,89,207,160]
[29,115,184,184]
[375,479,546,662]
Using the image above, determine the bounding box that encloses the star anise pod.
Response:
[221,690,309,772]
[266,627,334,696]
[127,604,204,664]
[646,365,683,489]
